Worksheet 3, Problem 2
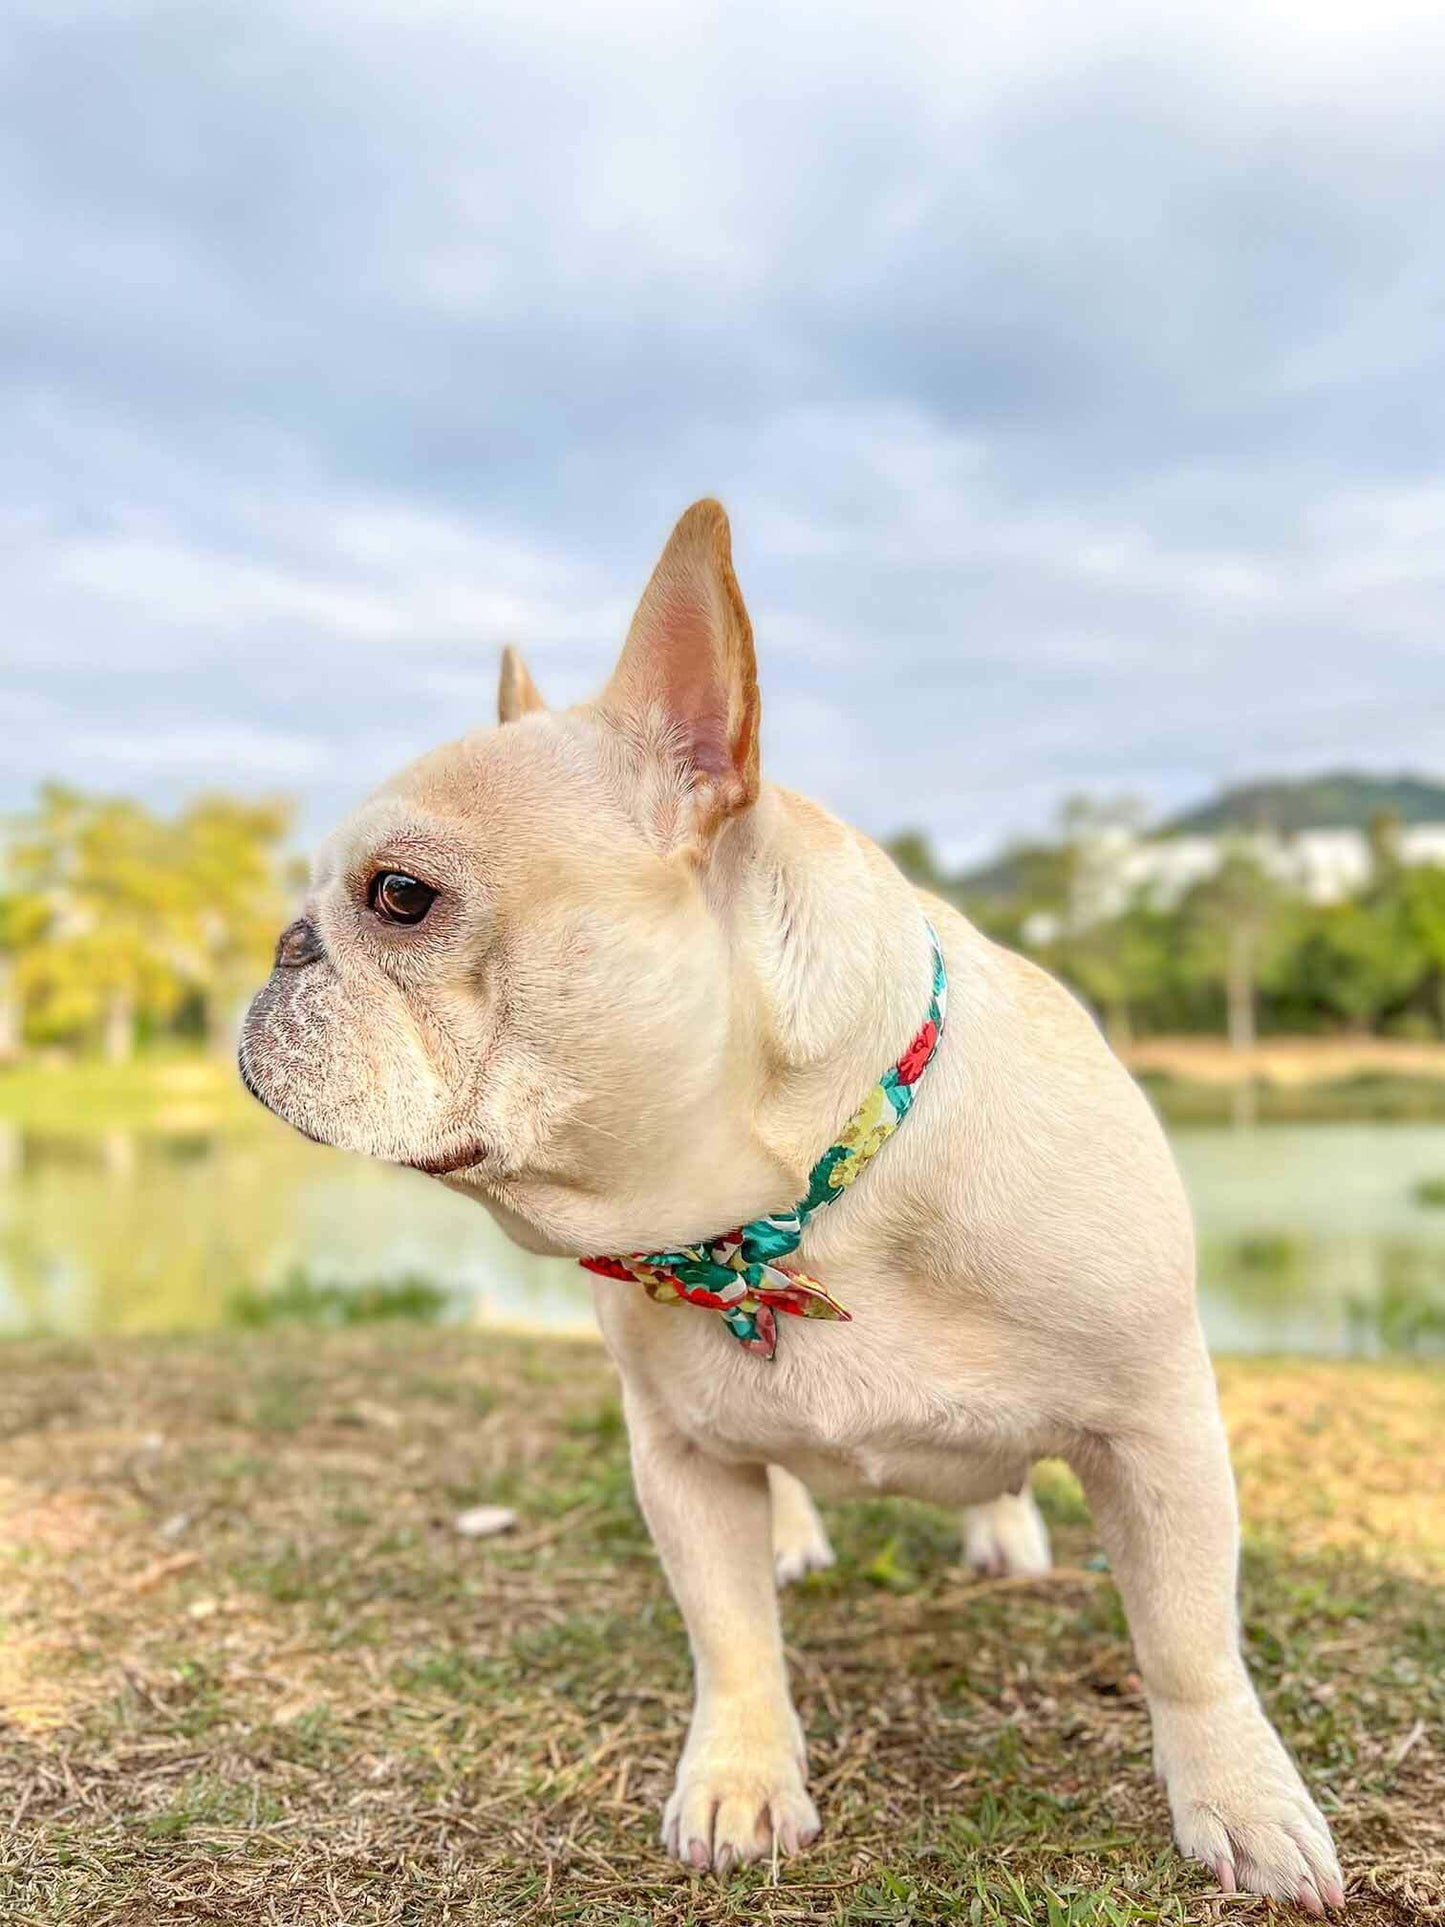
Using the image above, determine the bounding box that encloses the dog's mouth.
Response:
[404,1142,488,1177]
[235,1017,489,1179]
[237,1042,328,1147]
[237,1043,264,1106]
[241,1037,483,1174]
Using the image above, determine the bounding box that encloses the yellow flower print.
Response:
[830,1087,899,1188]
[836,1085,892,1152]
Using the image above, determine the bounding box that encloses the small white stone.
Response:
[454,1504,518,1539]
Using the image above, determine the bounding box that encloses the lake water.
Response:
[1,1112,1443,1354]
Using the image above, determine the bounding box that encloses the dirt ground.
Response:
[0,1329,1439,1926]
[1123,1035,1445,1089]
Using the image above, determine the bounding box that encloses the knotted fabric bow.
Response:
[582,922,948,1359]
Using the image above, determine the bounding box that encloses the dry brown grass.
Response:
[0,1329,1440,1926]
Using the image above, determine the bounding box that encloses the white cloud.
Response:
[60,723,330,782]
[3,0,1445,856]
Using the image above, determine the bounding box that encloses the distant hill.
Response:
[945,771,1445,901]
[1161,772,1445,836]
[942,849,1029,899]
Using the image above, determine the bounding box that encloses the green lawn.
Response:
[0,1054,251,1133]
[0,1330,1440,1925]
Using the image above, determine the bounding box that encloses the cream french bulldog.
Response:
[240,501,1344,1913]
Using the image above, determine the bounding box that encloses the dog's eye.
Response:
[368,871,437,925]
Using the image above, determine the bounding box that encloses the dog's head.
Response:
[240,500,801,1256]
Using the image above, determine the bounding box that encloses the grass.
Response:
[0,1053,251,1132]
[225,1268,454,1329]
[0,1331,1440,1925]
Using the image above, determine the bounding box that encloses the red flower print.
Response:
[895,1020,937,1086]
[581,1256,636,1281]
[742,1306,778,1358]
[677,1285,735,1310]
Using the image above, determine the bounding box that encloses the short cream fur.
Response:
[240,502,1344,1913]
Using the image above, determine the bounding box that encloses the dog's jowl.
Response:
[241,500,1344,1913]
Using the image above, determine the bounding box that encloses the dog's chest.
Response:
[596,1286,1028,1508]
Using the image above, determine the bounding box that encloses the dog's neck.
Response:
[712,783,940,1198]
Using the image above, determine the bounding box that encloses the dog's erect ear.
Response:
[601,499,760,826]
[497,646,547,724]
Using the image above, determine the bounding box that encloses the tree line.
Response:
[5,781,1445,1065]
[890,803,1445,1048]
[0,785,292,1063]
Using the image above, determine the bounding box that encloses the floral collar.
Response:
[582,923,948,1359]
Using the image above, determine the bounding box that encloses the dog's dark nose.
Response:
[275,917,324,970]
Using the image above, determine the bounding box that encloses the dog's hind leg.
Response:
[768,1465,836,1588]
[962,1483,1052,1579]
[1072,1343,1344,1913]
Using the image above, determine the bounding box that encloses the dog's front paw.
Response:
[662,1713,820,1874]
[1154,1696,1345,1914]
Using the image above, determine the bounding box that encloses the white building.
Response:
[1131,823,1445,909]
[1021,821,1445,945]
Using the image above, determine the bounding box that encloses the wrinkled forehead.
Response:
[309,719,633,894]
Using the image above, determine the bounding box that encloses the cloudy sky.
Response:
[4,0,1445,868]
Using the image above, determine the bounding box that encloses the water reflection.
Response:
[0,1117,588,1339]
[1173,1120,1445,1354]
[1200,1231,1445,1355]
[2,1116,1444,1353]
[1230,1078,1259,1132]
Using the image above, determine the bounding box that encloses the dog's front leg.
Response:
[1074,1357,1344,1913]
[624,1388,820,1873]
